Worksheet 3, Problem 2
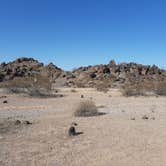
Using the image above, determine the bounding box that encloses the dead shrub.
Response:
[74,100,99,117]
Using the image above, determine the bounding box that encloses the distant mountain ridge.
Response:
[0,57,166,88]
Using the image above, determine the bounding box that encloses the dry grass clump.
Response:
[74,100,99,117]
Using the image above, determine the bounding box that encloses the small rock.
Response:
[81,95,84,98]
[71,122,78,126]
[55,90,58,93]
[131,117,135,120]
[3,100,8,104]
[89,73,96,79]
[15,120,21,125]
[68,126,76,136]
[24,121,32,125]
[142,115,149,120]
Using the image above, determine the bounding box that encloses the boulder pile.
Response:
[0,58,165,88]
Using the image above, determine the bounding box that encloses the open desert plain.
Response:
[0,88,166,166]
[1,0,166,165]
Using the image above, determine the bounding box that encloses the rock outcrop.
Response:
[0,57,166,88]
[0,58,63,82]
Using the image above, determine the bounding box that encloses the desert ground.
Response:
[0,88,166,166]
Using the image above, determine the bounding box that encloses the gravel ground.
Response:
[0,88,166,166]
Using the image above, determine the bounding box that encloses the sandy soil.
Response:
[0,88,166,166]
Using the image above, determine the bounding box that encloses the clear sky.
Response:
[0,0,166,70]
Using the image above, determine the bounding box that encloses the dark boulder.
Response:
[90,73,96,79]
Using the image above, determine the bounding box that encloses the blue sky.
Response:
[0,0,166,70]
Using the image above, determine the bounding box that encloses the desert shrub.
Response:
[0,75,51,89]
[122,86,146,96]
[74,100,99,117]
[154,81,166,96]
[0,75,55,97]
[122,80,166,97]
[121,82,151,97]
[96,83,109,93]
[75,81,85,88]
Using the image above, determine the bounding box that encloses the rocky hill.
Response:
[0,58,166,88]
[66,60,166,88]
[0,58,63,82]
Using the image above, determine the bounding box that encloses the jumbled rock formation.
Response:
[0,57,166,88]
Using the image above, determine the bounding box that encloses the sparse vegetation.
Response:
[154,81,166,96]
[122,81,166,97]
[121,86,147,97]
[74,100,99,117]
[121,81,155,97]
[0,75,51,89]
[0,75,60,97]
[75,81,85,88]
[96,83,109,93]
